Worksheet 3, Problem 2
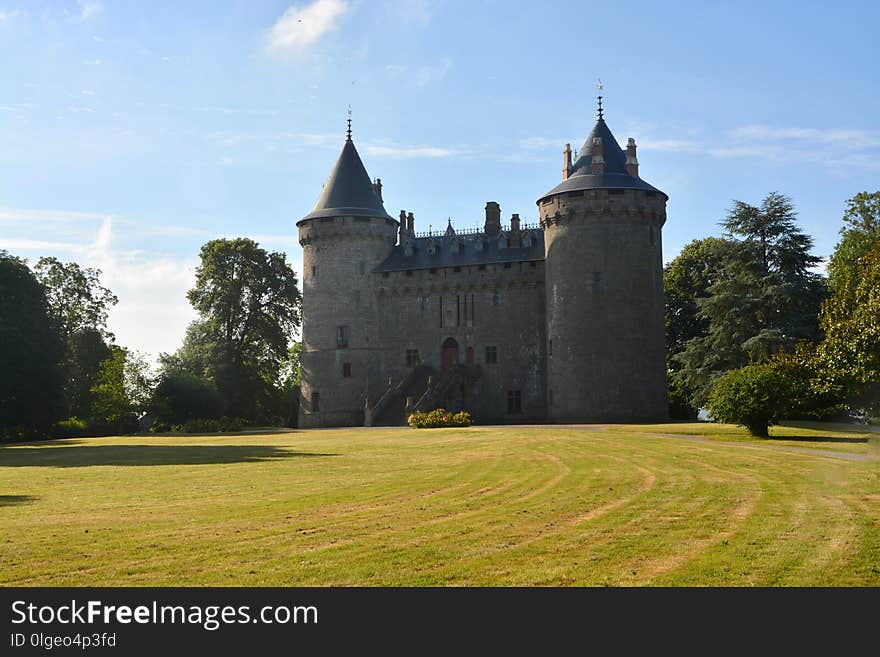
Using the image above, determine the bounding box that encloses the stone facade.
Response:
[298,109,668,427]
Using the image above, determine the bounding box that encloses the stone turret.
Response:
[538,99,668,421]
[297,127,398,427]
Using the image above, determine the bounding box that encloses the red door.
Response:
[442,338,459,371]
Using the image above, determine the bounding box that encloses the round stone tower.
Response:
[538,97,668,421]
[297,126,398,427]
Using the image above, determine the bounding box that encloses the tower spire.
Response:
[346,105,352,142]
[597,78,604,120]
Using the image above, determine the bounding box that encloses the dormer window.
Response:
[427,239,438,255]
[450,240,461,255]
[474,240,484,252]
[522,231,533,247]
[404,242,414,256]
[498,236,508,249]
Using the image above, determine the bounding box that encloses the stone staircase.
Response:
[365,365,433,426]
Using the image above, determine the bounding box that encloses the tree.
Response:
[816,240,880,418]
[279,342,302,427]
[706,362,793,438]
[827,191,880,293]
[91,347,154,434]
[33,257,118,417]
[664,237,736,417]
[67,328,112,418]
[33,257,118,343]
[150,373,224,425]
[185,238,301,421]
[675,192,826,406]
[0,253,65,439]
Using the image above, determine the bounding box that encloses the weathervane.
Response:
[346,105,352,141]
[597,78,604,120]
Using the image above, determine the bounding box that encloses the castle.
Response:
[297,98,668,427]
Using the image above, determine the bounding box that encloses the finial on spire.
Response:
[346,105,352,141]
[597,78,604,120]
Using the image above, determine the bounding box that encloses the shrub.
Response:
[706,363,793,437]
[51,417,89,438]
[408,409,471,429]
[149,373,223,425]
[150,416,247,434]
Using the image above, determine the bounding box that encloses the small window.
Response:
[478,264,486,271]
[485,346,498,364]
[382,272,390,279]
[507,390,522,414]
[503,262,512,269]
[542,198,553,205]
[311,265,316,277]
[419,296,428,311]
[592,271,603,294]
[336,325,350,348]
[311,392,320,412]
[342,362,352,378]
[492,292,501,305]
[406,349,420,367]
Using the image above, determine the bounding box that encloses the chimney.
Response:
[626,138,639,177]
[562,143,572,180]
[373,178,383,201]
[484,201,501,236]
[398,210,407,242]
[407,212,415,234]
[511,213,521,247]
[591,137,605,175]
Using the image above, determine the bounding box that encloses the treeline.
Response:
[665,191,880,436]
[0,238,301,441]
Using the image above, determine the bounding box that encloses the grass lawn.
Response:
[1,423,878,586]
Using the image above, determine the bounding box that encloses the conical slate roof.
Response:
[298,137,395,224]
[537,117,666,203]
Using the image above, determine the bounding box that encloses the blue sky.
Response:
[1,0,878,362]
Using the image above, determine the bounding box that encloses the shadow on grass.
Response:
[0,495,38,506]
[770,434,869,445]
[0,445,337,468]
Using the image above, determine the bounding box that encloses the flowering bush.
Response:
[407,409,471,428]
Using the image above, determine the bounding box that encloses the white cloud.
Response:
[265,0,350,54]
[365,144,457,159]
[1,209,198,362]
[416,57,452,86]
[0,9,21,22]
[78,1,102,20]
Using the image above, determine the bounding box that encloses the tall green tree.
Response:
[675,192,826,406]
[185,238,301,421]
[827,191,880,292]
[817,221,880,418]
[91,347,154,433]
[0,252,65,438]
[33,257,118,417]
[664,237,735,417]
